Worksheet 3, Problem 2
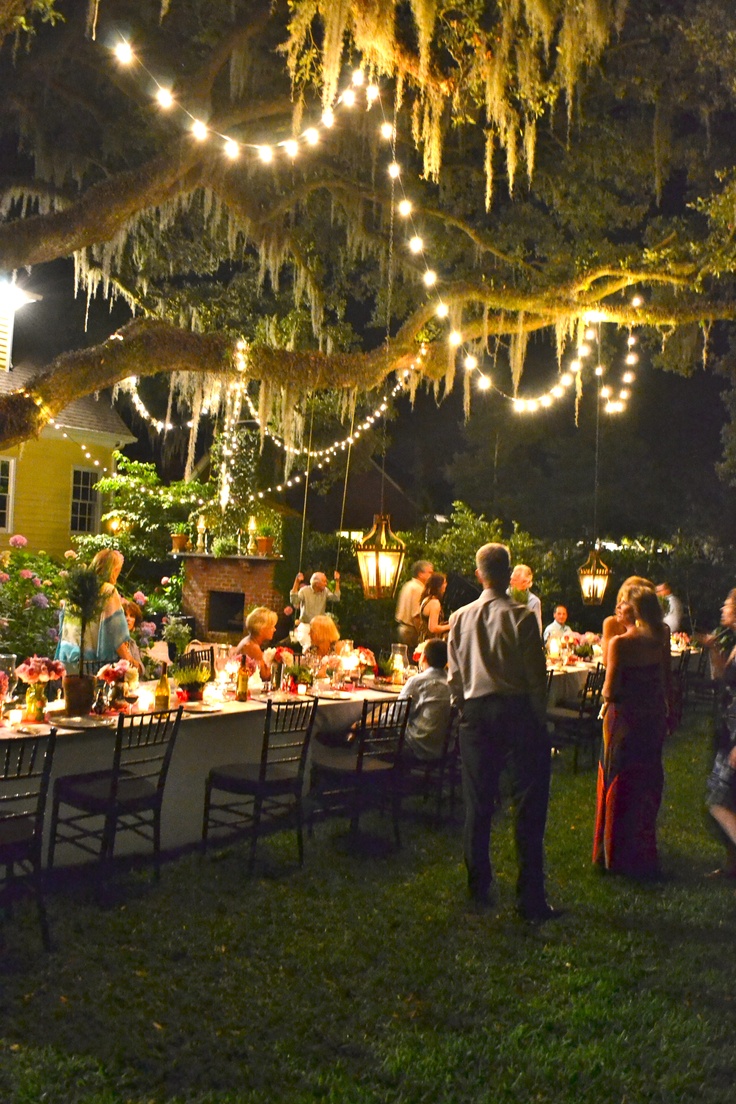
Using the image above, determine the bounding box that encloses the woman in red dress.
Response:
[594,585,671,877]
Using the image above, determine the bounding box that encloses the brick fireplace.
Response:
[181,554,282,642]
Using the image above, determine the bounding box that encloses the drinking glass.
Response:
[0,653,18,709]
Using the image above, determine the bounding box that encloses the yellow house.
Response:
[0,290,135,556]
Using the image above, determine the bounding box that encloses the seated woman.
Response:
[419,572,450,640]
[232,607,278,680]
[122,599,144,668]
[302,614,340,676]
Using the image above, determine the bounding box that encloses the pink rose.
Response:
[160,576,171,587]
[9,534,28,548]
[64,549,78,560]
[133,590,147,605]
[19,569,34,580]
[0,572,9,584]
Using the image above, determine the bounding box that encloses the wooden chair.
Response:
[202,698,319,872]
[309,697,411,845]
[685,649,719,715]
[47,708,182,876]
[547,663,605,771]
[0,729,57,949]
[178,646,215,680]
[401,705,461,823]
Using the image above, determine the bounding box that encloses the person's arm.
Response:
[230,636,248,658]
[426,597,450,635]
[601,616,619,666]
[602,636,622,706]
[290,573,304,603]
[327,571,341,602]
[447,615,464,708]
[518,613,547,723]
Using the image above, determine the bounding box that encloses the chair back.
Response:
[579,663,605,718]
[259,698,319,782]
[0,730,57,858]
[356,697,411,771]
[178,646,215,680]
[110,708,183,800]
[545,668,554,699]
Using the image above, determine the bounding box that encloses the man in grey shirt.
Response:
[290,571,340,623]
[448,542,559,921]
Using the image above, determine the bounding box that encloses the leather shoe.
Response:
[517,903,566,923]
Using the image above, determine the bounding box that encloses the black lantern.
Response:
[577,547,611,605]
[355,514,406,599]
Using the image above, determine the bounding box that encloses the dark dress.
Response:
[706,654,736,812]
[593,663,667,876]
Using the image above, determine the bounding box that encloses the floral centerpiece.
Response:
[97,659,134,710]
[97,659,131,683]
[162,615,192,659]
[671,631,691,651]
[170,662,211,702]
[268,646,294,691]
[16,655,66,721]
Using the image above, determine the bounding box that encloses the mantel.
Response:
[176,553,283,563]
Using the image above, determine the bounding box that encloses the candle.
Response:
[7,708,22,727]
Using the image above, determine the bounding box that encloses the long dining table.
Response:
[5,686,399,868]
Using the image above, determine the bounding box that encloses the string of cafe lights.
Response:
[110,38,646,425]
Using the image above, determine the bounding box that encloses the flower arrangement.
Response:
[97,659,131,683]
[16,656,65,682]
[170,662,212,688]
[671,631,691,648]
[162,615,192,655]
[357,646,377,671]
[273,646,294,665]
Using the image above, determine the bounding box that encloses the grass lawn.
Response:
[1,715,735,1103]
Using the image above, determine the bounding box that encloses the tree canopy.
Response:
[3,0,736,460]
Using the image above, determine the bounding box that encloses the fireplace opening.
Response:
[208,590,245,634]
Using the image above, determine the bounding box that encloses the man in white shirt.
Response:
[656,582,684,633]
[543,604,575,643]
[289,571,340,624]
[509,563,543,634]
[449,543,559,922]
[394,560,433,650]
[399,638,452,760]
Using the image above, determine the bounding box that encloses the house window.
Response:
[0,458,14,531]
[71,468,99,533]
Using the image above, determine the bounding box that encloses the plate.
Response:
[181,702,222,714]
[55,715,117,729]
[313,690,353,701]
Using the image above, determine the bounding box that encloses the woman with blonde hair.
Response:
[601,575,655,665]
[232,606,278,680]
[56,548,141,671]
[594,584,671,877]
[303,615,340,675]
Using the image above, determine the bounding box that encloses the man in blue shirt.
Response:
[399,639,452,759]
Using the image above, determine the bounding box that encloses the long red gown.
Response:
[593,663,667,877]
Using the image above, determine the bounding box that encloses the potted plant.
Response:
[162,615,193,661]
[61,565,105,714]
[169,662,211,702]
[255,521,276,557]
[170,522,191,554]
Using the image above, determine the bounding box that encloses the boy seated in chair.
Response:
[398,639,451,760]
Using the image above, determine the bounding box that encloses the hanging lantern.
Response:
[356,514,406,599]
[577,547,611,605]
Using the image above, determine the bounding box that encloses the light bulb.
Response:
[352,69,365,86]
[577,342,591,357]
[627,335,637,346]
[321,109,335,128]
[514,399,527,412]
[464,354,478,370]
[423,270,437,287]
[388,162,401,178]
[342,89,356,107]
[625,352,638,365]
[551,386,564,398]
[540,395,552,407]
[600,385,611,398]
[569,359,581,373]
[560,373,573,386]
[409,235,423,253]
[620,389,630,400]
[478,375,491,390]
[585,328,596,340]
[284,139,299,158]
[114,42,134,65]
[258,145,273,163]
[631,295,643,307]
[436,302,449,318]
[224,138,239,159]
[366,84,380,102]
[304,127,319,145]
[191,119,208,141]
[594,364,605,376]
[380,122,394,140]
[398,199,412,217]
[622,371,634,384]
[156,87,174,109]
[527,400,539,412]
[449,331,462,346]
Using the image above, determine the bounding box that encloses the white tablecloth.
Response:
[39,688,395,867]
[547,664,593,707]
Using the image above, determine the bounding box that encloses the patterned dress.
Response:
[593,663,667,876]
[706,654,736,812]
